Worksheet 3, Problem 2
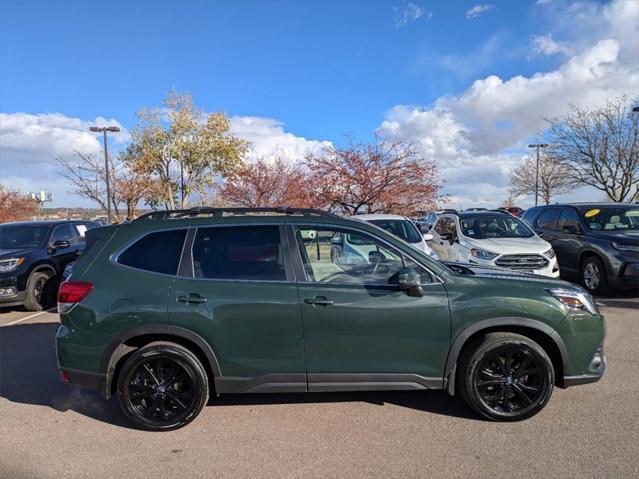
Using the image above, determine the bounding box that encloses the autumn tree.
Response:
[0,185,38,223]
[125,89,248,209]
[218,158,314,208]
[305,139,443,215]
[544,95,639,202]
[509,154,573,205]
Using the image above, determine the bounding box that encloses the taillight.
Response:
[57,281,93,313]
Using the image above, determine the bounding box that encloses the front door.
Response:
[553,208,585,277]
[169,224,306,393]
[291,225,450,392]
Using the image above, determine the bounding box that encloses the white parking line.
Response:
[2,308,57,327]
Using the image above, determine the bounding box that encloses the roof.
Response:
[528,203,636,211]
[0,219,84,228]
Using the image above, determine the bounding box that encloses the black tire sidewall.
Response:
[117,344,208,431]
[24,271,52,311]
[462,335,554,422]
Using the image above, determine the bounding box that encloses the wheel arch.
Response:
[27,261,58,279]
[100,324,221,399]
[578,249,609,276]
[444,317,569,396]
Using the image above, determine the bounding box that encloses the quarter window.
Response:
[192,226,285,281]
[295,227,431,285]
[118,229,187,275]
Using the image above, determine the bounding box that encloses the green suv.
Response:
[55,207,605,430]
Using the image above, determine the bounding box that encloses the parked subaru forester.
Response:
[56,207,605,430]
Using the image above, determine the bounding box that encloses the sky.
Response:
[0,0,638,209]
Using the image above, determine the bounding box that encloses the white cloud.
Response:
[532,34,572,56]
[466,4,495,19]
[229,116,332,164]
[0,112,129,207]
[379,0,639,208]
[394,2,430,28]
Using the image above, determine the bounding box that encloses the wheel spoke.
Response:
[511,383,533,405]
[143,364,161,385]
[145,396,162,418]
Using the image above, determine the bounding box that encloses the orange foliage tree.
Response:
[305,139,443,215]
[0,185,38,223]
[218,158,315,208]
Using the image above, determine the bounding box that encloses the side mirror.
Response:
[422,233,434,241]
[53,240,70,249]
[397,267,424,297]
[419,224,431,233]
[329,235,342,245]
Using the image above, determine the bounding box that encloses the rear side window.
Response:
[192,226,285,281]
[535,209,560,230]
[558,209,581,234]
[118,229,187,275]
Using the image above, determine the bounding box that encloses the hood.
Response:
[0,248,32,259]
[462,235,549,254]
[443,261,576,291]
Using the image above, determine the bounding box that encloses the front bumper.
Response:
[0,275,26,306]
[563,340,606,388]
[609,262,639,291]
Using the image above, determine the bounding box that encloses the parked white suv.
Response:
[429,211,559,277]
[353,214,438,258]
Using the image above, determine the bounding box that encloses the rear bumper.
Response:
[60,367,106,391]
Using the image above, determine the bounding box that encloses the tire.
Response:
[458,332,554,422]
[23,271,53,311]
[117,341,209,431]
[580,256,608,296]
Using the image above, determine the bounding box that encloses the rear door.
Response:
[291,225,450,390]
[168,224,306,393]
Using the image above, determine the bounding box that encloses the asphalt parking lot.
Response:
[1,296,638,479]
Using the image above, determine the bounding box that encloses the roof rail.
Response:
[133,206,339,222]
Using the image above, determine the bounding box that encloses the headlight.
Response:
[0,257,25,272]
[470,248,498,260]
[612,242,639,252]
[547,288,598,315]
[543,248,556,259]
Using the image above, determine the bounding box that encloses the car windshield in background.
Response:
[460,214,534,239]
[0,225,50,249]
[579,206,639,231]
[369,219,422,244]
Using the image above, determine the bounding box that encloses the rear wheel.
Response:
[581,256,608,296]
[117,342,209,431]
[458,332,554,421]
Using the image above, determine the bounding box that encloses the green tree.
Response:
[126,89,248,209]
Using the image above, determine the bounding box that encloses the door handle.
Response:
[177,293,207,304]
[304,296,334,306]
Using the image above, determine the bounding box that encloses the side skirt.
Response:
[215,373,445,394]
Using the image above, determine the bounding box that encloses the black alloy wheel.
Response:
[118,342,209,431]
[459,332,554,421]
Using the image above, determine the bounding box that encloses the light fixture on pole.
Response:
[89,126,120,224]
[528,143,548,207]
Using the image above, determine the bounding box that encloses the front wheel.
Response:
[580,256,608,296]
[117,342,209,431]
[458,332,554,421]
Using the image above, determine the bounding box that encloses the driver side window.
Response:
[295,227,430,286]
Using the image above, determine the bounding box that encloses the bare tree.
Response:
[544,95,639,202]
[56,151,161,221]
[509,154,573,205]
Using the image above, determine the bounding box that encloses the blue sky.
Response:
[1,0,637,208]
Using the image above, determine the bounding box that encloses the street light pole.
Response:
[528,143,548,206]
[89,126,121,224]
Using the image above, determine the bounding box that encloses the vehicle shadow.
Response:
[0,322,478,430]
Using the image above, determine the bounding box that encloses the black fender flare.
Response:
[443,317,570,396]
[99,324,222,399]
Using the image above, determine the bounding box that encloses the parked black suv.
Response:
[522,203,639,295]
[0,220,98,310]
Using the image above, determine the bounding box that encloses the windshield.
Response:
[459,214,534,239]
[0,224,50,249]
[369,219,422,243]
[580,206,639,231]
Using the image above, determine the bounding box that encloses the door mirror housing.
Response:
[422,233,434,241]
[397,267,424,297]
[329,235,342,245]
